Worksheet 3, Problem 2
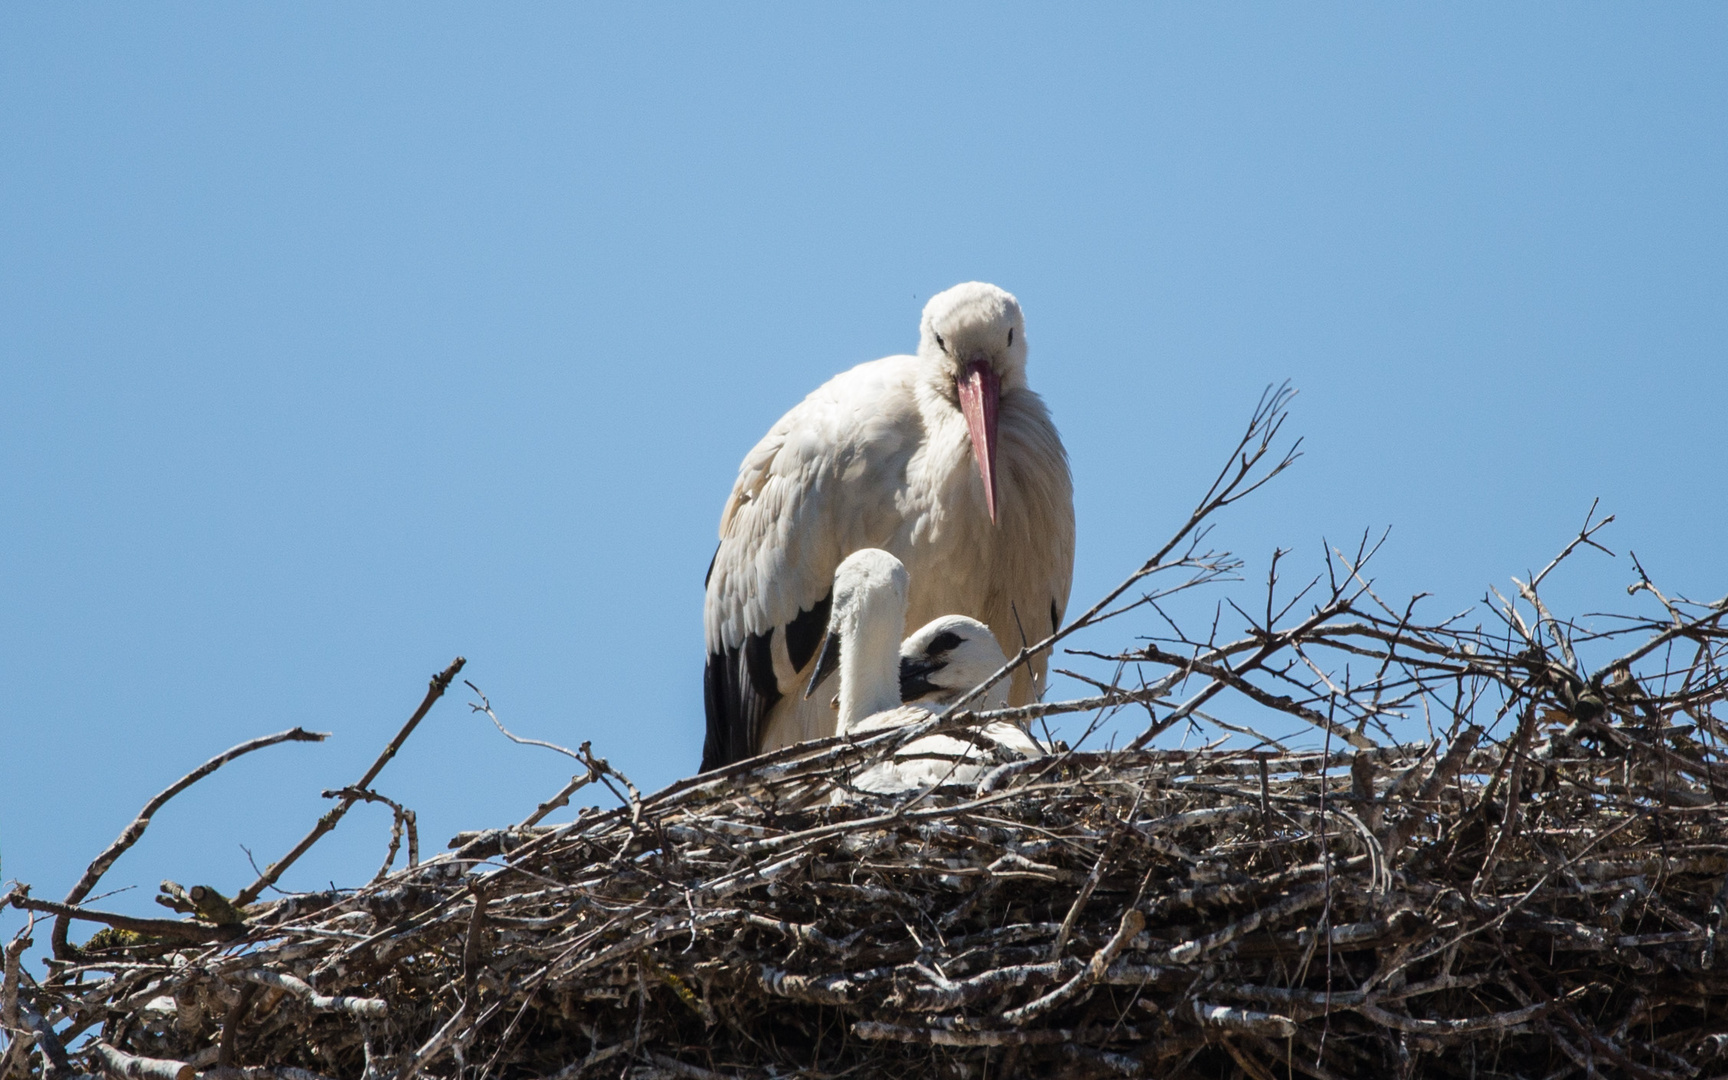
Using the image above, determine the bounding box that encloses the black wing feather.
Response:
[701,632,781,772]
[784,592,831,676]
[700,591,832,772]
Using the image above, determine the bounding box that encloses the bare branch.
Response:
[50,728,327,960]
[233,657,464,907]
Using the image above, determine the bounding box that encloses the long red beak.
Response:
[956,361,1001,525]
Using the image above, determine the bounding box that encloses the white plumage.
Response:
[897,614,1045,761]
[702,283,1074,770]
[807,551,1042,796]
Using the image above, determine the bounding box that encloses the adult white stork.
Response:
[701,282,1074,771]
[804,549,1041,795]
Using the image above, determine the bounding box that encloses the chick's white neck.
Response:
[836,587,907,734]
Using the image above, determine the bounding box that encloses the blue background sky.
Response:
[3,6,1724,950]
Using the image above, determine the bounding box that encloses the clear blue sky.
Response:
[4,6,1724,948]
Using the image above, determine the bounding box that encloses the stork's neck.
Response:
[836,589,906,734]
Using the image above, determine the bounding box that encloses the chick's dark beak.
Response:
[804,631,842,699]
[899,655,944,704]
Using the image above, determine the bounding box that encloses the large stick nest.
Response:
[6,388,1728,1080]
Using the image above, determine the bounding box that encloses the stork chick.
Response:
[898,615,1045,761]
[806,551,1040,796]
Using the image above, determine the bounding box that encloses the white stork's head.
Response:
[899,615,1010,711]
[917,282,1029,524]
[804,548,910,732]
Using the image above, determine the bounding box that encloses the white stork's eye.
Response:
[1007,327,1014,346]
[933,332,946,353]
